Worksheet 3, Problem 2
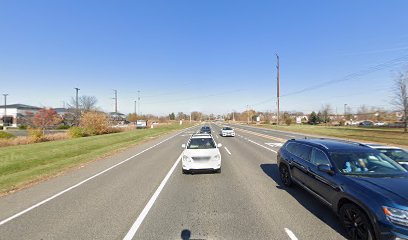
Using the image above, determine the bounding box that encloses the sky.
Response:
[1,0,408,116]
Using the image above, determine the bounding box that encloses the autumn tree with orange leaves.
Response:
[32,108,62,134]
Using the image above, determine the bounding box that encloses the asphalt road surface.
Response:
[0,123,347,240]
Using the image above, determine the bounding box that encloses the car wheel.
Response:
[340,204,374,240]
[215,168,221,174]
[182,169,188,174]
[279,164,292,187]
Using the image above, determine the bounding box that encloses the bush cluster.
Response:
[28,127,44,143]
[0,131,15,139]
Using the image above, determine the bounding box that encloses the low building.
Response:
[0,104,41,127]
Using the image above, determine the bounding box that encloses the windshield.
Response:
[331,151,407,176]
[377,149,408,162]
[187,138,216,149]
[222,127,232,130]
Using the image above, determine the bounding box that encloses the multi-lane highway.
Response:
[0,123,347,240]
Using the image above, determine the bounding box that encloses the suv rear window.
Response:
[286,142,312,161]
[188,138,216,149]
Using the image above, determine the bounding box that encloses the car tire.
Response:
[279,164,293,187]
[215,168,221,174]
[182,169,188,174]
[339,203,374,240]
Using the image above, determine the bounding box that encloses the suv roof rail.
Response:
[316,138,371,148]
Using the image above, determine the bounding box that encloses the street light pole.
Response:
[137,90,140,116]
[344,104,347,119]
[276,54,280,126]
[134,100,137,116]
[3,94,8,127]
[247,105,250,124]
[74,88,80,125]
[113,90,118,113]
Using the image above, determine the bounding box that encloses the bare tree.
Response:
[392,72,408,132]
[67,95,98,112]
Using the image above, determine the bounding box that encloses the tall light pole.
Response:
[344,104,348,118]
[137,90,140,116]
[74,88,80,125]
[276,54,280,126]
[247,105,250,124]
[113,90,118,113]
[3,94,8,127]
[134,100,137,116]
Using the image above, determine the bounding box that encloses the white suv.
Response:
[220,126,235,137]
[181,133,222,174]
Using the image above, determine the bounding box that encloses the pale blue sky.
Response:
[1,1,408,115]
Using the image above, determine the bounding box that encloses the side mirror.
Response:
[217,143,222,148]
[181,144,186,148]
[317,164,334,175]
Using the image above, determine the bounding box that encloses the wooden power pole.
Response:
[276,54,280,125]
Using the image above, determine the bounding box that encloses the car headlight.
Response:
[383,206,408,227]
[183,155,190,162]
[213,154,220,161]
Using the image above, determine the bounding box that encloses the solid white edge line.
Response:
[0,126,196,227]
[284,228,298,240]
[246,139,277,153]
[224,146,232,155]
[123,152,183,240]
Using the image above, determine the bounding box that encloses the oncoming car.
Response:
[181,133,222,174]
[220,126,235,137]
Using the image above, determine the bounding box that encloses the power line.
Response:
[281,55,408,97]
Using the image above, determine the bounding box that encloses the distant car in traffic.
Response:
[367,144,408,169]
[199,126,212,135]
[359,120,374,127]
[181,133,222,174]
[220,127,235,137]
[277,138,408,240]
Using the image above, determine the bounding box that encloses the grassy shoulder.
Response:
[0,123,193,195]
[253,124,408,147]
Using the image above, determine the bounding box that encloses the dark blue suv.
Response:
[277,139,408,240]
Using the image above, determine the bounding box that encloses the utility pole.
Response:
[232,111,235,121]
[74,88,80,111]
[113,90,118,113]
[3,94,8,127]
[134,100,137,116]
[344,103,347,117]
[137,90,140,116]
[190,113,192,123]
[276,54,280,125]
[247,105,250,124]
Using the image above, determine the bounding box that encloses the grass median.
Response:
[0,123,194,195]
[253,124,408,147]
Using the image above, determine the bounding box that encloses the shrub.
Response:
[68,126,87,138]
[56,125,71,130]
[0,131,15,139]
[0,126,3,130]
[285,118,293,126]
[18,125,27,130]
[80,112,111,135]
[28,127,44,143]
